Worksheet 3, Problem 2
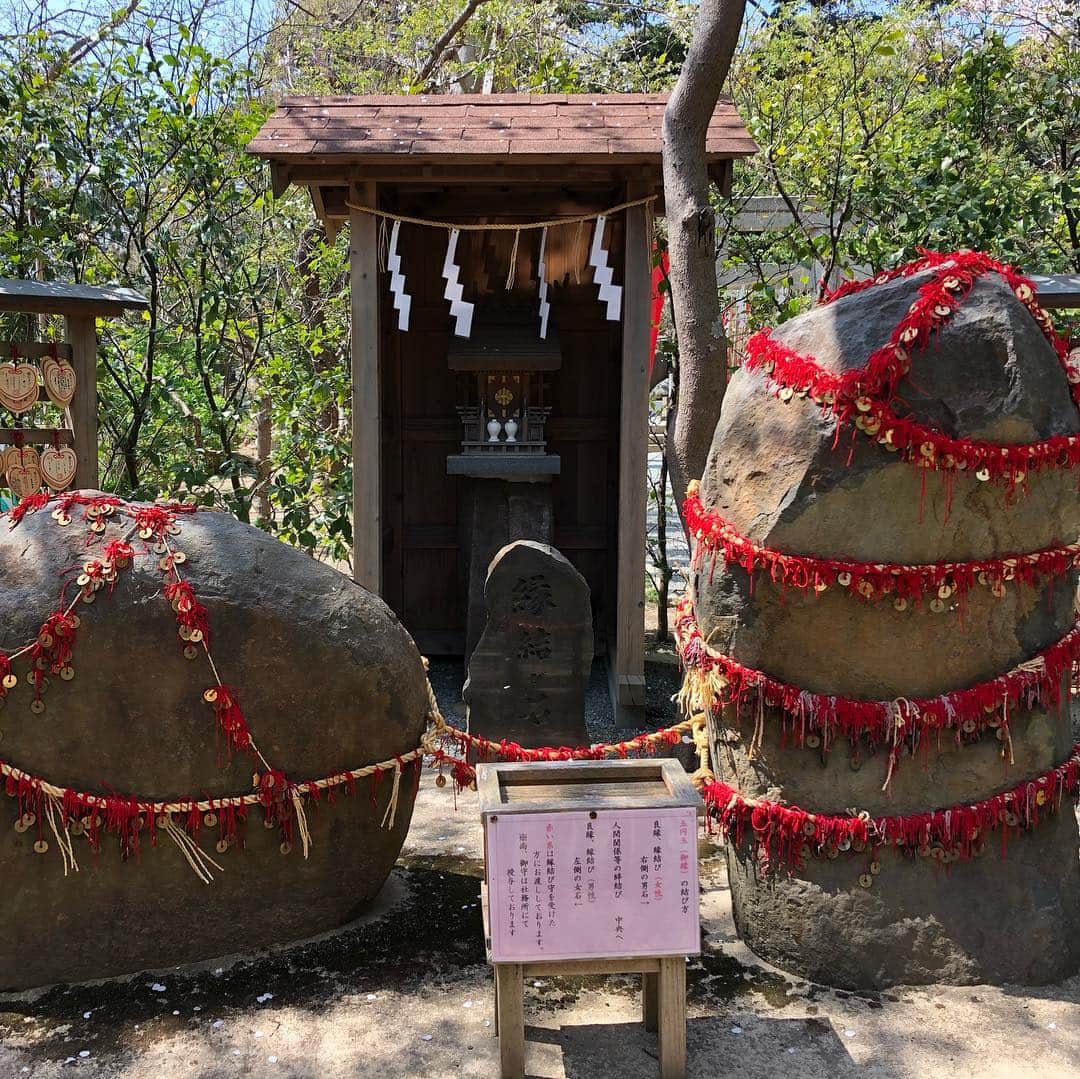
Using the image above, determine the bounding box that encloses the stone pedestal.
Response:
[460,479,554,660]
[465,541,591,747]
[694,270,1080,987]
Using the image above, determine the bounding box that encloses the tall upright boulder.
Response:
[0,496,428,989]
[692,267,1080,988]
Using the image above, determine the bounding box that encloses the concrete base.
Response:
[607,653,646,730]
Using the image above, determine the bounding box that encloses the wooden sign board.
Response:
[477,759,703,964]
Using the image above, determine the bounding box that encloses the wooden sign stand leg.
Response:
[657,955,687,1077]
[643,969,658,1030]
[495,963,525,1077]
[492,957,687,1079]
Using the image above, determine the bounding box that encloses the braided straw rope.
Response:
[2,662,708,823]
[343,195,657,232]
[2,683,713,881]
[2,492,712,882]
[0,727,440,817]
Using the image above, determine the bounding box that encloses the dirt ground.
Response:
[0,759,1076,1079]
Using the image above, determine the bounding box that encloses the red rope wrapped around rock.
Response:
[741,250,1079,487]
[684,488,1079,614]
[675,599,1079,788]
[700,742,1080,880]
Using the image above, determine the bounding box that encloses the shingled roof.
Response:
[247,93,756,163]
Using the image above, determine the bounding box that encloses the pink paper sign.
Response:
[486,806,700,963]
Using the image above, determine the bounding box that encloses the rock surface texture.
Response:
[465,540,591,747]
[461,480,555,660]
[694,270,1080,988]
[0,497,428,990]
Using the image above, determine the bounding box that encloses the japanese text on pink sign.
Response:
[487,807,700,962]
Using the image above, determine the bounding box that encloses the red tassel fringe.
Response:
[675,600,1079,762]
[701,742,1080,875]
[684,493,1079,609]
[205,686,253,755]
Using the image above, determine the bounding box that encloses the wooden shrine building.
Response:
[248,94,755,722]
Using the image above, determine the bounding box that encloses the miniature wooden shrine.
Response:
[0,279,148,499]
[447,298,559,479]
[248,93,755,722]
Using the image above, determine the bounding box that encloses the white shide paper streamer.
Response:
[442,228,474,338]
[537,226,551,339]
[387,220,411,332]
[588,214,622,322]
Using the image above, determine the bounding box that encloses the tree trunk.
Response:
[655,449,670,644]
[256,393,273,528]
[662,0,746,534]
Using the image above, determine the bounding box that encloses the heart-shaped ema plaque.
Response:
[42,357,76,408]
[5,447,43,498]
[40,445,77,491]
[0,363,40,414]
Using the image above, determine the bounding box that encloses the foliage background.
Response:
[0,0,1074,568]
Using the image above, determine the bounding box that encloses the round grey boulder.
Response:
[0,497,428,989]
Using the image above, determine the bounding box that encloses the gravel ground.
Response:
[0,666,1072,1077]
[0,769,1074,1079]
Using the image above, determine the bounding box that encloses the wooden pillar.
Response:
[349,181,382,592]
[657,955,687,1078]
[65,315,98,489]
[495,963,525,1078]
[610,182,651,726]
[643,970,659,1032]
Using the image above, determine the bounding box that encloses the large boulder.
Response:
[0,495,428,989]
[693,269,1080,988]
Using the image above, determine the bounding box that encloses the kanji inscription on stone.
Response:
[464,540,591,747]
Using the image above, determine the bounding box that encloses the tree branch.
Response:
[418,0,492,90]
[43,0,142,84]
[661,0,746,533]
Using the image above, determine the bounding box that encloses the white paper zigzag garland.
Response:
[537,226,551,339]
[442,228,474,338]
[589,214,622,322]
[387,220,411,332]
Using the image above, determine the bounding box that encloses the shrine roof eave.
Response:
[0,278,149,318]
[261,151,753,199]
[247,92,758,201]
